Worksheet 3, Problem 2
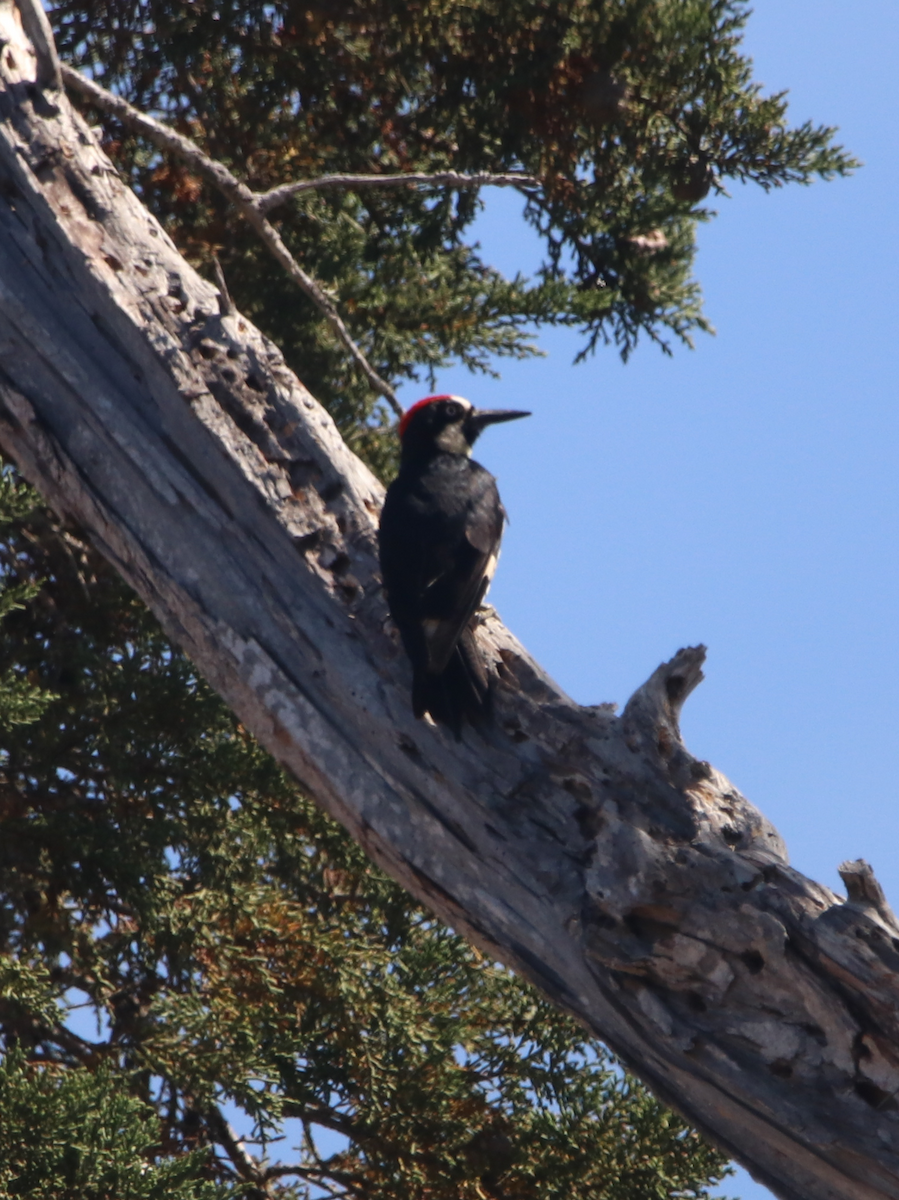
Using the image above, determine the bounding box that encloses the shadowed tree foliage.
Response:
[51,0,853,475]
[0,1045,222,1200]
[0,464,733,1196]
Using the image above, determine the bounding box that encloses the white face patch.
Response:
[434,424,472,455]
[434,397,474,456]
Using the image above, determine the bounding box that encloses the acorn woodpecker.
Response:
[379,394,530,735]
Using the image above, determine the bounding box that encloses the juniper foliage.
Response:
[0,466,732,1196]
[51,0,854,475]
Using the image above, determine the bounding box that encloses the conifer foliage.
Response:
[51,0,853,475]
[0,465,731,1196]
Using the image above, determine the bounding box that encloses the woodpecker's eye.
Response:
[443,402,461,420]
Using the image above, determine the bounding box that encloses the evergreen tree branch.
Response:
[262,1163,355,1197]
[59,64,405,419]
[205,1105,271,1195]
[57,65,543,421]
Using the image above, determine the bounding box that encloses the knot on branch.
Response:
[839,858,899,927]
[621,645,706,762]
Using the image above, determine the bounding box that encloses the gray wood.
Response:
[1,18,898,1199]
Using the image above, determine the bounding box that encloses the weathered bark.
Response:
[1,12,899,1199]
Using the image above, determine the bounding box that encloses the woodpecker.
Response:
[379,394,530,735]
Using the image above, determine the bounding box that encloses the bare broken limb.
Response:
[205,1106,271,1194]
[3,15,899,1200]
[211,254,235,318]
[256,169,540,213]
[13,0,60,90]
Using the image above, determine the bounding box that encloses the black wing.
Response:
[379,457,504,676]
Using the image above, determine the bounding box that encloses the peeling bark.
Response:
[1,14,899,1200]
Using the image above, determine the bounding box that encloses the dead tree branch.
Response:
[58,62,404,417]
[2,17,899,1200]
[257,170,540,213]
[58,66,540,420]
[12,0,60,90]
[205,1106,271,1197]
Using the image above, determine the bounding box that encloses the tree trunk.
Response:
[1,13,898,1200]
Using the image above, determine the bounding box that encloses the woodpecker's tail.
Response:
[412,627,490,739]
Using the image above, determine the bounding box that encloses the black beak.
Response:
[465,408,531,440]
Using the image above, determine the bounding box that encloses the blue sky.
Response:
[393,2,899,1195]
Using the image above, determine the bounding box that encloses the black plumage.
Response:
[379,395,529,735]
